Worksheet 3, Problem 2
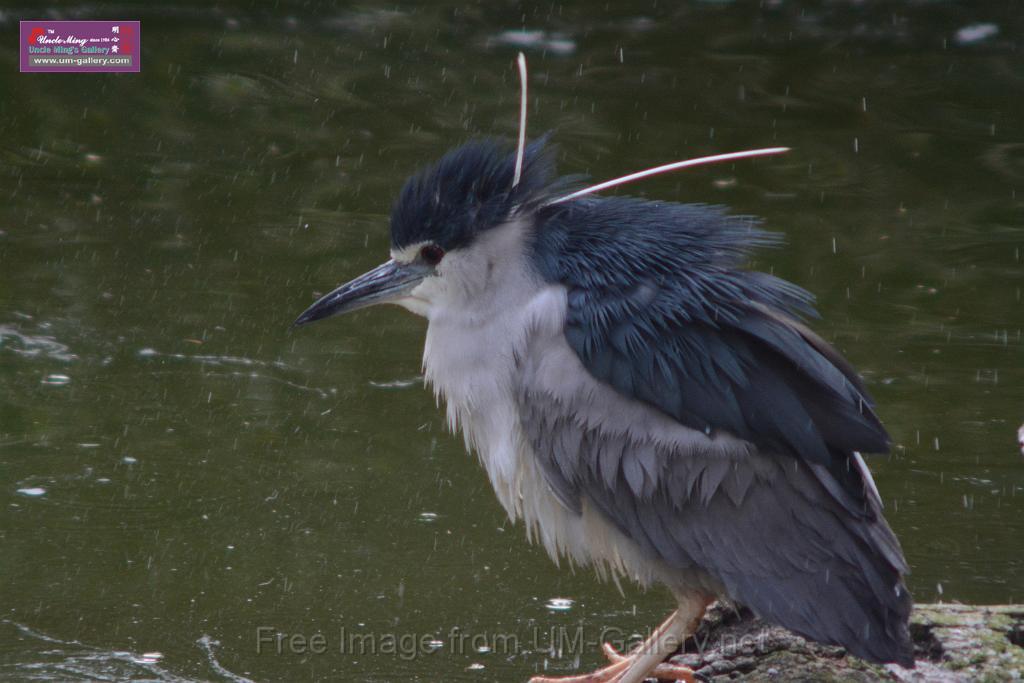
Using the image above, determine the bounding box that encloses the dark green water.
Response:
[1,3,1022,681]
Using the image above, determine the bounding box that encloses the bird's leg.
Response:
[610,606,696,683]
[529,595,710,683]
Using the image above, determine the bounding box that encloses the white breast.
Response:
[422,284,563,520]
[422,284,667,587]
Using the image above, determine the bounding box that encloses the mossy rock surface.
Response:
[665,603,1024,681]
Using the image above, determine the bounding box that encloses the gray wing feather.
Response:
[516,375,913,666]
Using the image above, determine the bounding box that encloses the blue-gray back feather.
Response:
[529,196,890,498]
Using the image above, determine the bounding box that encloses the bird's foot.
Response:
[528,642,694,683]
[600,642,695,682]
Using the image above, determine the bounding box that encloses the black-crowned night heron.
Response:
[294,59,912,683]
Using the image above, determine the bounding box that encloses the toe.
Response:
[601,642,629,664]
[648,662,695,683]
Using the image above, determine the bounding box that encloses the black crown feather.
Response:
[389,137,559,251]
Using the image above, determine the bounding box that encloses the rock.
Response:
[666,602,1024,681]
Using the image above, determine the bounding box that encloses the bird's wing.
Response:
[518,197,912,664]
[530,197,889,508]
[516,370,912,664]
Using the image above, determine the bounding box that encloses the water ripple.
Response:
[0,325,77,362]
[0,620,192,682]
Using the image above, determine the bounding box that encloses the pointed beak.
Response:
[292,259,431,327]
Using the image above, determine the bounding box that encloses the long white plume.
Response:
[546,147,790,205]
[512,52,528,188]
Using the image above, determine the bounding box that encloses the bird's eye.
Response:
[419,244,445,266]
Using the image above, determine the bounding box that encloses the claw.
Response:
[529,642,693,683]
[601,642,628,664]
[528,654,628,683]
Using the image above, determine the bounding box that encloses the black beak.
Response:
[293,259,431,327]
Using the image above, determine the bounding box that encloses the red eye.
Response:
[420,244,445,266]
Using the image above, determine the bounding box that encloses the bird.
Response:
[294,55,913,683]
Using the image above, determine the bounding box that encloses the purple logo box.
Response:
[20,20,140,73]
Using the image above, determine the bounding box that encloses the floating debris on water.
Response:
[954,23,998,45]
[16,487,46,497]
[131,652,163,665]
[41,374,71,385]
[136,347,293,369]
[369,377,421,389]
[486,30,576,55]
[545,597,574,612]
